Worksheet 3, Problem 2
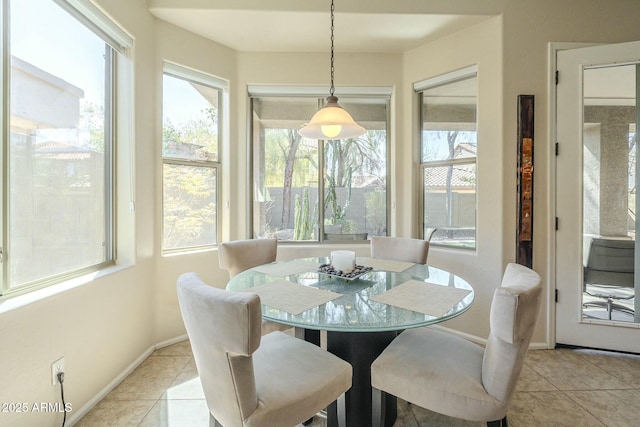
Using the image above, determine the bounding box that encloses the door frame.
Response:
[552,41,640,352]
[547,42,600,348]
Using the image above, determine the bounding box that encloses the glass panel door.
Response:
[581,64,638,323]
[556,40,640,353]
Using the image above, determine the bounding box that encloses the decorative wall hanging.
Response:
[517,95,534,267]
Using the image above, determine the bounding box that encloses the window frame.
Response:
[161,63,226,254]
[0,0,130,297]
[416,66,478,250]
[248,86,392,243]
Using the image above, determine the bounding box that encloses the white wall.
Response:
[3,0,640,426]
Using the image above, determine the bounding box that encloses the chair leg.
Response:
[371,387,386,427]
[337,393,347,427]
[487,416,508,427]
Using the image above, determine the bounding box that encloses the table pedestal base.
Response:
[325,331,397,427]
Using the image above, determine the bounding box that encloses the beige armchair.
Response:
[371,263,542,427]
[177,272,352,427]
[370,236,429,264]
[218,238,289,334]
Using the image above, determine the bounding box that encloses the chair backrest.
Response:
[370,236,429,264]
[584,237,635,288]
[424,227,438,242]
[177,273,262,426]
[482,263,542,404]
[219,238,278,278]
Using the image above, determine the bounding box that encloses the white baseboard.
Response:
[528,341,553,350]
[429,324,488,345]
[430,324,553,350]
[155,334,189,350]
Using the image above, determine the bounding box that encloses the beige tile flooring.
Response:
[76,339,640,427]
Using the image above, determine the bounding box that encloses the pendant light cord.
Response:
[329,0,335,97]
[298,0,365,139]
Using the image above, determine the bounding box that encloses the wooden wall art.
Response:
[517,95,534,267]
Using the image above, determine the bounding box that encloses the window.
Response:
[162,64,225,252]
[417,67,477,249]
[250,89,390,242]
[1,0,131,296]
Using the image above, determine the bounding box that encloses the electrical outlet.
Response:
[51,357,65,386]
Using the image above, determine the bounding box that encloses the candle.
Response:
[330,250,356,273]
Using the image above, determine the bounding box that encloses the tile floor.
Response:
[76,339,640,427]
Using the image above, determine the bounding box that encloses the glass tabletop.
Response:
[226,257,474,332]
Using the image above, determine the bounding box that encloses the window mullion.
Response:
[318,143,325,242]
[104,45,116,262]
[422,157,476,168]
[0,0,7,294]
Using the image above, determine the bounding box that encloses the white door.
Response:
[556,40,640,352]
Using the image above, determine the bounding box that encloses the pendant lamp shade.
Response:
[298,0,365,140]
[298,96,366,139]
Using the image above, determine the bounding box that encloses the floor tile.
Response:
[153,341,193,357]
[105,376,177,401]
[103,355,192,401]
[574,348,640,388]
[128,355,191,380]
[162,374,205,400]
[396,399,418,427]
[290,401,426,427]
[74,399,156,427]
[138,399,210,427]
[179,357,198,376]
[508,391,606,427]
[516,363,558,392]
[565,389,640,427]
[75,341,640,427]
[524,349,633,391]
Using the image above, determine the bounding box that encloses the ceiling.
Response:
[148,0,500,53]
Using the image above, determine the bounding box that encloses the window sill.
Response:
[0,263,133,315]
[161,246,216,258]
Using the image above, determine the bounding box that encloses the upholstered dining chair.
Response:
[177,272,352,427]
[218,238,278,279]
[370,236,429,264]
[218,238,290,335]
[371,262,542,427]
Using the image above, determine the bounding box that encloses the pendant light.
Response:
[298,0,365,140]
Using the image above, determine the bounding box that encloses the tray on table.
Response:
[317,263,373,281]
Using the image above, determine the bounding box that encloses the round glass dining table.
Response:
[227,257,474,427]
